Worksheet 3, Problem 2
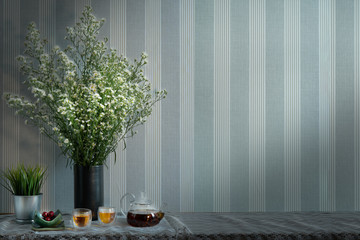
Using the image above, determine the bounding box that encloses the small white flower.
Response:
[124,69,131,75]
[90,83,96,92]
[93,93,101,99]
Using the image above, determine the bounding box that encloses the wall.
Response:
[1,0,360,213]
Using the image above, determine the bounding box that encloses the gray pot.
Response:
[14,194,42,222]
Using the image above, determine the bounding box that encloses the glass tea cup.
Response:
[98,206,116,225]
[72,208,92,229]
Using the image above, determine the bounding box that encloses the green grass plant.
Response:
[0,164,47,195]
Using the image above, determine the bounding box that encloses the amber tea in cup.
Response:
[72,208,92,228]
[98,206,116,224]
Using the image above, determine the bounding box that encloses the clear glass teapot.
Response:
[120,191,165,227]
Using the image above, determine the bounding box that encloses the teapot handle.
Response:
[120,193,135,216]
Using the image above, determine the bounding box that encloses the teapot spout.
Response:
[160,202,167,212]
[157,202,167,220]
[156,211,165,220]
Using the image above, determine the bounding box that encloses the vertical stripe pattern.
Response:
[335,0,354,211]
[214,0,230,212]
[1,0,360,214]
[0,0,4,212]
[355,0,360,211]
[319,0,336,211]
[230,0,249,212]
[249,0,266,212]
[180,0,194,212]
[125,0,146,199]
[194,0,214,211]
[145,0,162,209]
[109,0,126,209]
[265,0,284,211]
[39,0,56,211]
[53,0,76,213]
[2,0,20,213]
[300,0,319,211]
[284,0,301,211]
[161,0,181,212]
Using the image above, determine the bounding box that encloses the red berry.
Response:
[45,217,51,221]
[48,211,54,218]
[42,212,48,218]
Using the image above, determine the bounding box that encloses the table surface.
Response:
[1,212,360,239]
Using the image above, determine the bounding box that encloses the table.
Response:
[173,212,360,239]
[0,213,188,239]
[1,212,360,239]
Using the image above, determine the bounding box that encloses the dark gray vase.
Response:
[74,165,104,220]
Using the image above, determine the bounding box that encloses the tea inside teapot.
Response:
[127,209,164,227]
[120,191,165,227]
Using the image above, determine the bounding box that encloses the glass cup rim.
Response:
[72,208,92,214]
[98,206,116,211]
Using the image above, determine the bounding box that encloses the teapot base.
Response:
[127,210,164,227]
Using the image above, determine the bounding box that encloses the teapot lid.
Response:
[134,191,152,205]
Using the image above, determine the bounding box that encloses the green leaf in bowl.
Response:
[34,210,63,227]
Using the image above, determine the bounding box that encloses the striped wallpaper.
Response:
[1,0,360,213]
[356,0,360,211]
[319,0,337,212]
[249,0,266,212]
[180,0,194,212]
[284,0,301,212]
[38,0,56,213]
[214,0,230,212]
[144,0,162,210]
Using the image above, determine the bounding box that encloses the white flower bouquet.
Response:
[4,6,166,166]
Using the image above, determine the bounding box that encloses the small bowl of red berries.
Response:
[33,209,63,228]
